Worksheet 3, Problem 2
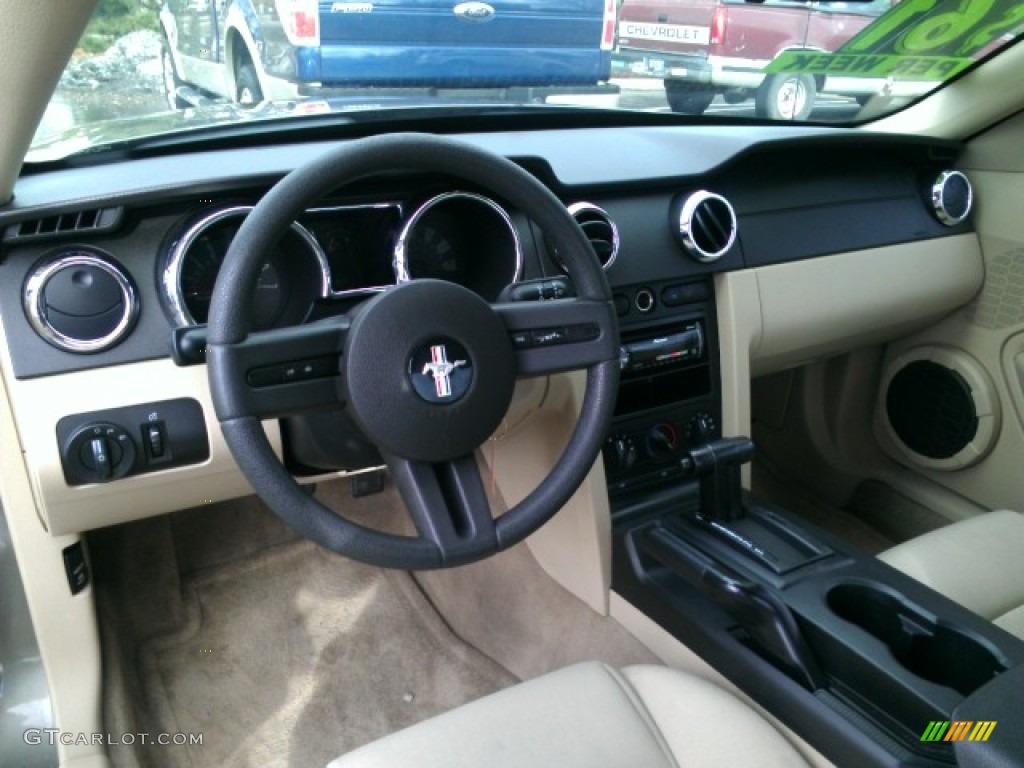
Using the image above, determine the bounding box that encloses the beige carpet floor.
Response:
[94,487,517,768]
[93,477,658,768]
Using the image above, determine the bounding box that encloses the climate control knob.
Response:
[605,435,639,474]
[646,423,679,459]
[688,412,717,445]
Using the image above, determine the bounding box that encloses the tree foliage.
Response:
[81,0,160,54]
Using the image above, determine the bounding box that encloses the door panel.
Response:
[172,0,219,60]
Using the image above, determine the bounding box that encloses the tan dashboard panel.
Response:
[752,234,983,377]
[4,358,280,535]
[0,345,110,767]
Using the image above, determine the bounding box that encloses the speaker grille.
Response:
[886,361,978,460]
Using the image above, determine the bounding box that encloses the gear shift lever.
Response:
[686,437,755,523]
[678,436,830,574]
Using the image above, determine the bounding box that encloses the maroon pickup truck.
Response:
[616,0,891,119]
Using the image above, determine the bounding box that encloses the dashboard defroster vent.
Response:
[673,191,737,263]
[567,202,619,270]
[3,207,124,244]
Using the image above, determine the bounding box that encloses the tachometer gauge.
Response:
[162,206,329,330]
[178,233,223,324]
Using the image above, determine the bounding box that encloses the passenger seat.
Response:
[879,510,1024,639]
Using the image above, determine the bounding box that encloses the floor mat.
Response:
[125,538,517,768]
[845,479,949,545]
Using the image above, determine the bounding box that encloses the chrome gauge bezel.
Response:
[393,191,523,288]
[161,205,330,327]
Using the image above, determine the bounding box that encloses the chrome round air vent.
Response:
[931,170,972,226]
[674,190,737,263]
[567,202,619,270]
[23,249,138,353]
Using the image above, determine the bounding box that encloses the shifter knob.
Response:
[685,437,755,523]
[688,437,755,474]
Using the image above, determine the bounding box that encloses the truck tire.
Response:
[665,81,715,115]
[756,74,815,121]
[161,39,189,110]
[235,60,264,106]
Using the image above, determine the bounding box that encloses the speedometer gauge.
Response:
[394,191,522,302]
[162,206,329,330]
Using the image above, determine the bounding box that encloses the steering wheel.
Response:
[206,133,620,569]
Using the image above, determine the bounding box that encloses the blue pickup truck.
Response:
[159,0,616,108]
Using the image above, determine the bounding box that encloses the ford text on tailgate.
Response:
[615,0,890,119]
[160,0,616,107]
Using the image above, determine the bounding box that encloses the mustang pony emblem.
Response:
[422,344,467,399]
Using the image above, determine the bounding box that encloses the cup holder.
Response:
[827,582,1007,696]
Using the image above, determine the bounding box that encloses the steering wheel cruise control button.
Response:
[532,327,570,346]
[510,323,601,349]
[246,355,340,387]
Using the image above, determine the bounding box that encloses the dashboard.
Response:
[0,124,981,535]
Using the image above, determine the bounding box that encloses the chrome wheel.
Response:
[776,78,808,121]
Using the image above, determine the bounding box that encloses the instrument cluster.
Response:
[159,190,524,330]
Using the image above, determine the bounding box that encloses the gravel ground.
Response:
[37,31,168,143]
[60,30,163,92]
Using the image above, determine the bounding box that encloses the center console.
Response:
[604,279,1024,767]
[602,278,720,498]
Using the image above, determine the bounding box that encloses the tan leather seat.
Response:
[879,509,1024,639]
[328,661,809,767]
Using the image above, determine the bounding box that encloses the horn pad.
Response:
[343,280,516,463]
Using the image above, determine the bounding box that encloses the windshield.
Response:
[29,0,1024,160]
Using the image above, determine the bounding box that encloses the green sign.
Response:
[765,0,1024,81]
[765,51,972,79]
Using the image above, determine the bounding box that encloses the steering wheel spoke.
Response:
[494,298,620,377]
[385,452,497,566]
[207,315,349,420]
